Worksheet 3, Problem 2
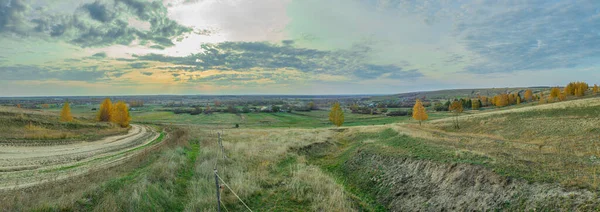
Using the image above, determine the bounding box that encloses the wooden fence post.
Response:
[214,169,221,212]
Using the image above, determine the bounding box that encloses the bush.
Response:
[190,107,202,115]
[386,110,410,116]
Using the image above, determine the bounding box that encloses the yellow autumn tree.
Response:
[494,94,509,107]
[566,81,589,96]
[550,87,561,99]
[539,96,547,104]
[60,102,73,122]
[524,89,533,102]
[328,102,344,127]
[575,87,584,97]
[508,94,515,105]
[449,100,463,129]
[111,101,131,128]
[594,84,599,94]
[558,92,567,101]
[98,98,113,122]
[412,99,428,126]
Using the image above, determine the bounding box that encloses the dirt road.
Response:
[0,124,161,190]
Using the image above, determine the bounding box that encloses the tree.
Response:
[412,99,428,126]
[241,106,251,113]
[558,92,567,101]
[350,103,359,112]
[507,94,514,105]
[204,105,213,114]
[449,100,463,129]
[575,87,583,97]
[433,101,448,111]
[328,102,344,127]
[60,102,73,122]
[16,104,21,108]
[550,87,561,99]
[539,96,547,104]
[594,84,599,94]
[494,94,509,107]
[516,96,521,105]
[524,89,533,102]
[272,105,281,112]
[471,99,481,110]
[566,81,589,96]
[98,98,113,122]
[214,100,222,107]
[111,101,131,128]
[308,102,317,110]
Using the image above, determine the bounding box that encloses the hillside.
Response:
[371,87,550,102]
[0,106,127,143]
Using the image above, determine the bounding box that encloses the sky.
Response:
[1,0,600,96]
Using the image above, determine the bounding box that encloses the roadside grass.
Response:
[183,126,355,211]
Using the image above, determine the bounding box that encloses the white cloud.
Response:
[167,0,291,42]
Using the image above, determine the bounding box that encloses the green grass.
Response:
[75,139,198,211]
[132,108,453,129]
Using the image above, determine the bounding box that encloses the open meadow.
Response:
[2,87,600,211]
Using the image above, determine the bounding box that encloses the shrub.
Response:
[386,110,409,116]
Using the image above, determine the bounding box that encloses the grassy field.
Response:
[6,94,600,211]
[132,108,454,129]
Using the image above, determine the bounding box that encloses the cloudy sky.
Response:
[1,0,600,96]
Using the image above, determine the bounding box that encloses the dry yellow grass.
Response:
[184,126,354,211]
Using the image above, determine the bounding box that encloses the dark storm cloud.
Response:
[0,65,106,82]
[5,0,191,47]
[134,41,422,80]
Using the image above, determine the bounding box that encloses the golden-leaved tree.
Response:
[449,100,463,129]
[524,89,533,102]
[412,99,428,126]
[329,102,344,127]
[98,98,113,122]
[566,81,589,96]
[111,101,131,128]
[550,87,561,99]
[558,92,567,101]
[594,84,599,94]
[494,94,509,107]
[60,102,73,122]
